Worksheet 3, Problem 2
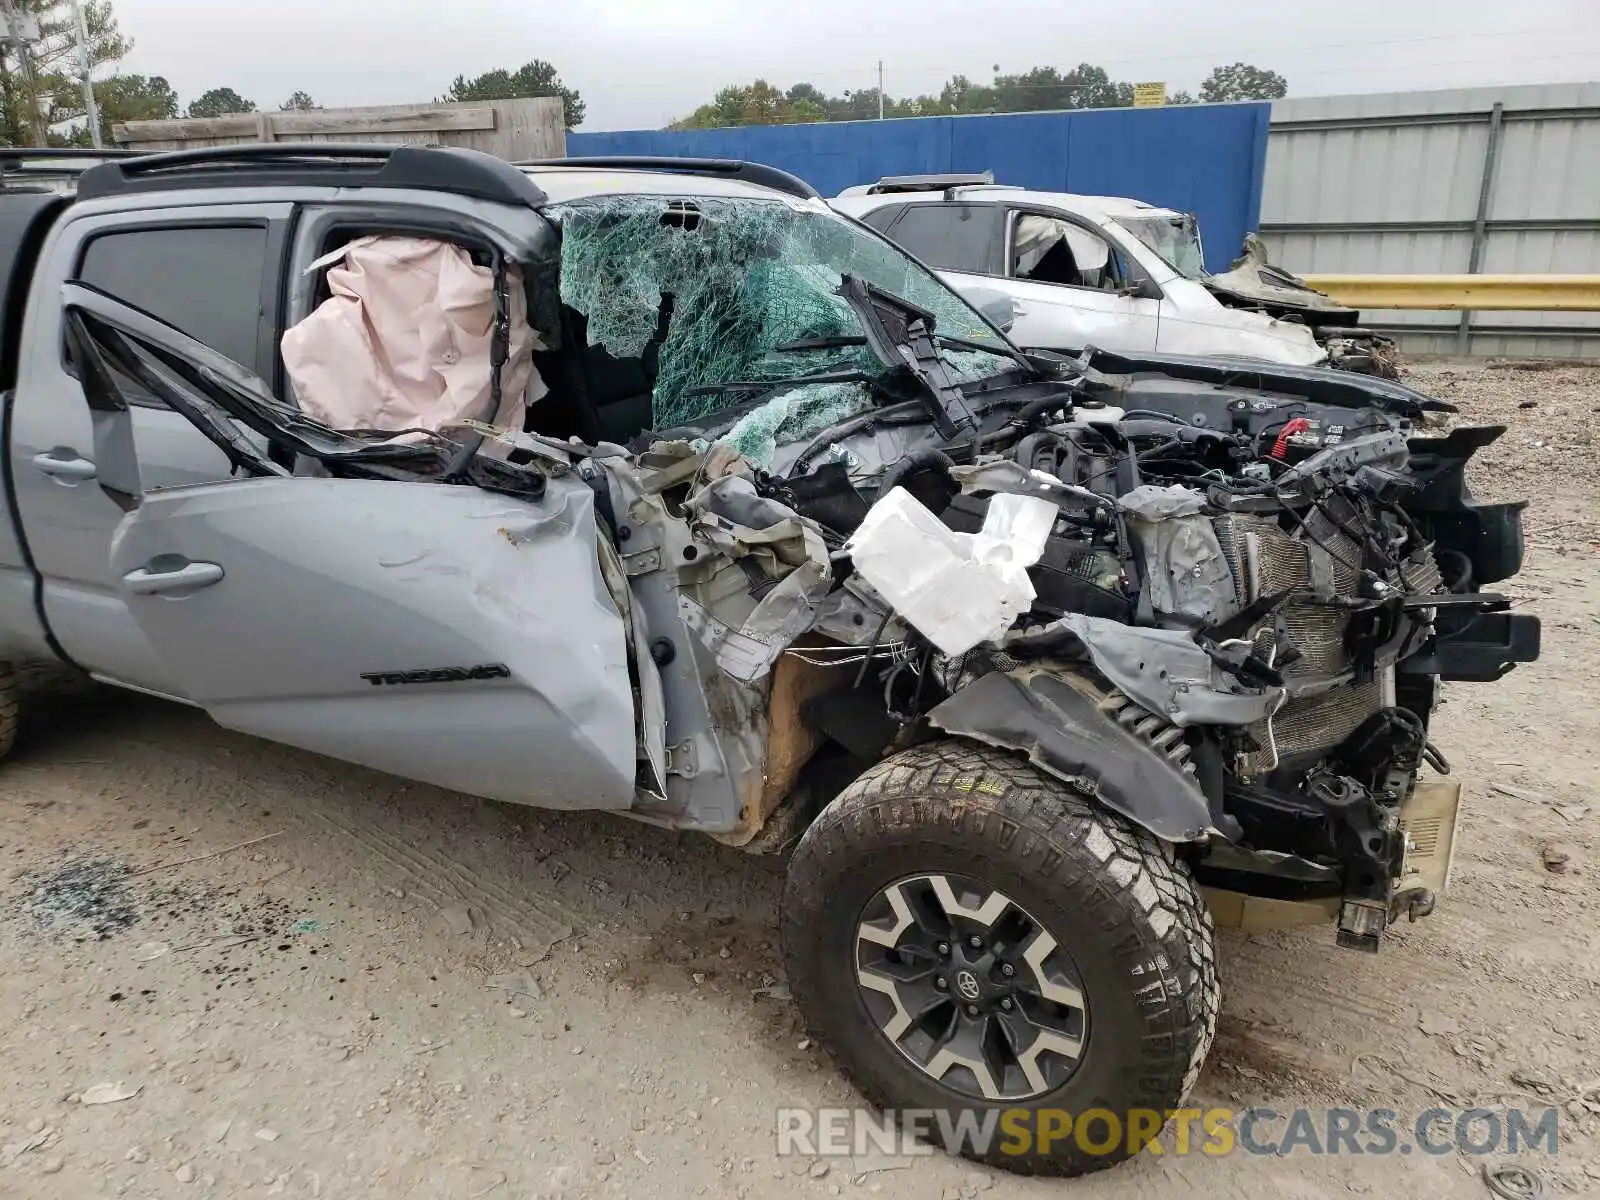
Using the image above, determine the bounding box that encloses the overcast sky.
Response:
[110,0,1600,131]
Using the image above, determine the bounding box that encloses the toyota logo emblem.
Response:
[954,970,981,1001]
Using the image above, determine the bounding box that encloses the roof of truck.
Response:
[517,165,813,206]
[74,144,553,205]
[57,144,820,210]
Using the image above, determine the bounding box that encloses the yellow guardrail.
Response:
[1297,274,1600,311]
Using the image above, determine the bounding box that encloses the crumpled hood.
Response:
[1206,234,1361,319]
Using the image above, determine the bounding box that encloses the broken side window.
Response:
[547,195,1016,437]
[1013,215,1119,292]
[1117,213,1206,280]
[281,236,546,440]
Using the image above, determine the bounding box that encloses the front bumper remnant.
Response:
[1403,608,1541,683]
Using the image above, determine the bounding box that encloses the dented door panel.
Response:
[110,476,641,810]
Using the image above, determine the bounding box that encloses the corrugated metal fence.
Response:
[1261,83,1600,359]
[568,104,1272,274]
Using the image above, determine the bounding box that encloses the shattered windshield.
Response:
[549,195,1018,443]
[1116,214,1207,281]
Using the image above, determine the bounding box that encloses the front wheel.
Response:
[780,740,1218,1177]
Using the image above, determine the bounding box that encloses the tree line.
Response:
[0,1,1286,147]
[0,0,587,147]
[669,62,1288,129]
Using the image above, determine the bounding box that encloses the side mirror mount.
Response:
[1121,276,1163,302]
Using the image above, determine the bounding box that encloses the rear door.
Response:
[63,278,643,812]
[872,201,1008,300]
[9,205,290,695]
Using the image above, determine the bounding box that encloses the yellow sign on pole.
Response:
[1133,82,1167,108]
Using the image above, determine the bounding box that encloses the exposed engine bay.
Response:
[645,302,1538,948]
[61,192,1541,956]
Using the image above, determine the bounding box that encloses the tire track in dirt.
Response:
[308,803,575,957]
[29,699,584,961]
[204,731,586,961]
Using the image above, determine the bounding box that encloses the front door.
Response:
[1000,211,1162,354]
[63,275,643,812]
[108,475,640,809]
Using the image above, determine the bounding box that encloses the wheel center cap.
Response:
[954,969,982,1001]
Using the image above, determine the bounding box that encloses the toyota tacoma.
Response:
[0,145,1538,1176]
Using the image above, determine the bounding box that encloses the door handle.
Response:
[32,451,97,480]
[123,559,225,596]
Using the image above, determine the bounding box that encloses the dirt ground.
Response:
[2,360,1599,1200]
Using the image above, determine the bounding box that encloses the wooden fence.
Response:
[112,98,565,161]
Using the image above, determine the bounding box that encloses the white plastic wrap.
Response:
[845,487,1058,656]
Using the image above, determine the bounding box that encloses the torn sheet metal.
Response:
[588,454,749,830]
[594,523,668,797]
[1118,484,1240,625]
[950,459,1112,515]
[1118,483,1208,522]
[1005,612,1284,728]
[679,474,834,682]
[450,421,581,471]
[809,578,908,648]
[1207,233,1355,317]
[281,236,545,437]
[847,486,1056,657]
[591,442,833,836]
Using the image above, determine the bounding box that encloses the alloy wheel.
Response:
[853,873,1088,1101]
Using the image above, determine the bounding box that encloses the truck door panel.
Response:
[59,259,644,811]
[108,476,641,809]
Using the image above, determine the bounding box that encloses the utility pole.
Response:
[877,61,885,119]
[69,0,100,147]
[0,0,48,146]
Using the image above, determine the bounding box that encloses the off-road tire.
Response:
[0,665,21,763]
[781,739,1218,1177]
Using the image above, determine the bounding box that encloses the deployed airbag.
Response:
[281,236,545,436]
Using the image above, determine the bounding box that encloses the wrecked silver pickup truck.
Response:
[0,146,1540,1177]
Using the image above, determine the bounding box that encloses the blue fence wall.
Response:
[567,104,1272,274]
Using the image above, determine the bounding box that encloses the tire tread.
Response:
[781,739,1219,1177]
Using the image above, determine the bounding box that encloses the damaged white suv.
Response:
[832,174,1399,377]
[1,146,1538,1177]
